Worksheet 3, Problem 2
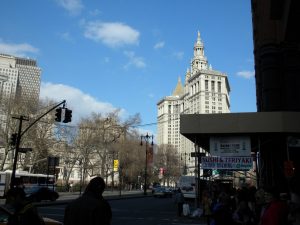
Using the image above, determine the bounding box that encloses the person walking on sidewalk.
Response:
[64,176,112,225]
[202,190,212,225]
[175,188,185,216]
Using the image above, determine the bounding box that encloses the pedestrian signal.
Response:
[9,133,17,146]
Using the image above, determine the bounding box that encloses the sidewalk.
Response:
[0,190,149,205]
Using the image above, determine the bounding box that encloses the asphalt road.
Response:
[37,196,207,225]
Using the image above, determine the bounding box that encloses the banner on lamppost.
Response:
[147,146,153,166]
[113,159,119,172]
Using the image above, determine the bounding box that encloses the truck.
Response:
[177,175,196,198]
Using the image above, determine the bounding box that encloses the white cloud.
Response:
[123,51,146,69]
[0,41,39,57]
[60,32,75,42]
[83,21,140,48]
[173,51,184,60]
[236,71,255,79]
[103,57,110,63]
[154,41,165,49]
[40,82,124,124]
[148,93,154,98]
[89,9,101,16]
[56,0,83,15]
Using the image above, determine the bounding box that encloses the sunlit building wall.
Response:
[157,31,230,174]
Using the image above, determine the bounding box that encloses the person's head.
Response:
[263,186,280,204]
[218,192,230,205]
[5,187,26,207]
[255,188,265,205]
[85,176,106,195]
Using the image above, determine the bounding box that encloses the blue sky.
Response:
[0,0,255,136]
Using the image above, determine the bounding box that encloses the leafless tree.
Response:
[154,144,181,186]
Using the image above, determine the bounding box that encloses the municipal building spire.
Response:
[191,31,208,74]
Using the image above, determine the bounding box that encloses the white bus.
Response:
[0,170,55,197]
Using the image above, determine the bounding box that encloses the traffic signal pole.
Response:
[10,115,28,189]
[10,100,66,189]
[21,100,66,137]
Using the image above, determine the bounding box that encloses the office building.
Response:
[157,31,230,174]
[0,53,41,134]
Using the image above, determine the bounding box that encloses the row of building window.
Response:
[0,68,17,73]
[205,105,222,110]
[205,75,222,80]
[205,80,222,92]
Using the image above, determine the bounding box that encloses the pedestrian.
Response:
[233,200,255,225]
[174,188,185,216]
[5,187,45,225]
[259,186,288,225]
[69,182,73,192]
[288,176,300,225]
[202,190,212,225]
[210,192,235,225]
[64,176,112,225]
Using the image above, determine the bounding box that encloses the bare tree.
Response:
[154,144,181,186]
[0,97,51,171]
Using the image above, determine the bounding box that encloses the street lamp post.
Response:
[181,152,190,175]
[140,133,154,195]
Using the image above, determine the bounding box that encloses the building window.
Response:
[218,81,221,92]
[205,80,208,90]
[211,81,215,92]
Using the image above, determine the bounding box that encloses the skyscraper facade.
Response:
[0,54,42,129]
[157,31,230,174]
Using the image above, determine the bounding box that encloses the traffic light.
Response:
[63,108,72,123]
[9,133,17,146]
[55,107,62,122]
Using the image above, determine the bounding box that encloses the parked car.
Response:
[0,205,62,225]
[153,187,173,198]
[25,186,59,202]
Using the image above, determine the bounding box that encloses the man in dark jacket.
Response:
[64,176,112,225]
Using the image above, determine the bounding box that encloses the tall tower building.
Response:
[157,31,230,174]
[0,54,42,130]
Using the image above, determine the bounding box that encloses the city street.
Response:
[37,195,207,225]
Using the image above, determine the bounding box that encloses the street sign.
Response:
[191,152,205,158]
[48,156,59,167]
[18,148,32,153]
[284,160,295,178]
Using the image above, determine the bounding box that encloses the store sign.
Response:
[210,136,251,156]
[288,137,300,147]
[201,156,253,170]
